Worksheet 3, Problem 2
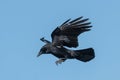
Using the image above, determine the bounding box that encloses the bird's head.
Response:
[37,44,51,57]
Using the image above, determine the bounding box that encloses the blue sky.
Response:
[0,0,120,80]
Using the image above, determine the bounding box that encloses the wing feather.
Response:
[71,18,89,25]
[60,18,71,26]
[51,17,92,47]
[70,16,83,23]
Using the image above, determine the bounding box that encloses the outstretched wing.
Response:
[51,16,92,47]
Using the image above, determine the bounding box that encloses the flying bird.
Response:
[37,16,95,65]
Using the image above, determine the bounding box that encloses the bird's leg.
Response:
[40,37,51,43]
[55,58,66,65]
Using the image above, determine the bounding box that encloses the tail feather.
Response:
[74,48,95,62]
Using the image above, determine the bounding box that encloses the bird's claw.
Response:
[55,59,64,65]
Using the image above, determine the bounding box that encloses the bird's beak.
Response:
[37,51,42,57]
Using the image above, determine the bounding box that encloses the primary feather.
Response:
[51,16,92,47]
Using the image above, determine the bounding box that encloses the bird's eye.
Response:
[41,47,47,52]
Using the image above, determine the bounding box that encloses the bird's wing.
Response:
[51,16,92,47]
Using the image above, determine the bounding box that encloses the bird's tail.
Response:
[74,48,95,62]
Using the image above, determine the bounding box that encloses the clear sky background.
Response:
[0,0,120,80]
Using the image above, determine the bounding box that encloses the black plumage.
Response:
[37,17,95,65]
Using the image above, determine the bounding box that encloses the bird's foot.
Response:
[55,59,66,65]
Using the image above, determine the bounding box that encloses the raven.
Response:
[37,17,95,65]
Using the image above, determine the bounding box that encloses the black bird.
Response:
[37,17,95,65]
